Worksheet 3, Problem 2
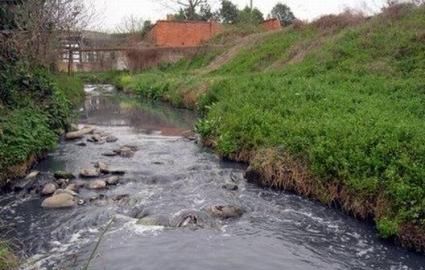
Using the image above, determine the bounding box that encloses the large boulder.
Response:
[122,144,139,152]
[95,162,109,174]
[79,168,100,178]
[87,134,102,143]
[41,193,77,209]
[106,176,120,185]
[65,183,79,193]
[169,210,216,229]
[206,205,244,219]
[106,136,118,143]
[54,188,78,197]
[137,217,164,226]
[65,127,94,140]
[87,180,107,190]
[41,183,57,196]
[118,147,134,158]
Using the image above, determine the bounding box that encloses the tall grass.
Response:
[112,4,425,242]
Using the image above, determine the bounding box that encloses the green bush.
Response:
[0,108,57,173]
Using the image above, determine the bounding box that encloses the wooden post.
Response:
[67,48,73,76]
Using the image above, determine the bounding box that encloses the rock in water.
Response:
[54,189,78,197]
[102,152,118,157]
[69,124,79,132]
[75,141,87,147]
[169,210,215,229]
[87,134,102,143]
[106,176,120,185]
[41,193,77,209]
[106,136,118,143]
[54,171,76,180]
[222,182,239,191]
[119,147,134,158]
[109,168,126,175]
[137,217,162,226]
[65,183,79,193]
[25,171,40,180]
[79,168,100,178]
[65,127,94,140]
[207,205,244,219]
[13,171,40,191]
[41,183,57,196]
[95,162,109,174]
[87,180,107,190]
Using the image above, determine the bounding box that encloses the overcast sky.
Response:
[88,0,388,31]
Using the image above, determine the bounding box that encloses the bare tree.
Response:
[115,15,145,34]
[156,0,210,20]
[1,0,95,68]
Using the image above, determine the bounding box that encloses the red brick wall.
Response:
[150,21,222,47]
[262,19,282,31]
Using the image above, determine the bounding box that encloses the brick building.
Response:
[262,18,282,31]
[148,20,223,48]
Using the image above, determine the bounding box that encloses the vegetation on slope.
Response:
[112,4,424,251]
[0,241,18,270]
[0,64,84,183]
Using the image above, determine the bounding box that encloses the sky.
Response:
[88,0,389,31]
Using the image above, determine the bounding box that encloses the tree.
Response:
[238,6,264,24]
[115,15,145,34]
[157,0,210,20]
[219,0,239,24]
[271,3,296,26]
[0,0,94,67]
[141,20,153,37]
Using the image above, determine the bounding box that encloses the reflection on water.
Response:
[80,85,196,136]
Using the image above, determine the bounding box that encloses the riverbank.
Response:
[104,4,425,252]
[0,71,84,185]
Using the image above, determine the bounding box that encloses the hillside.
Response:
[115,4,425,252]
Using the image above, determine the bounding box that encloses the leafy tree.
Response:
[238,6,264,24]
[141,20,153,37]
[271,3,296,25]
[199,3,213,21]
[219,0,239,24]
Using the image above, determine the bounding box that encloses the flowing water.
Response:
[1,85,424,270]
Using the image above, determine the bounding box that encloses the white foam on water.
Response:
[21,227,99,270]
[123,220,164,236]
[357,247,374,257]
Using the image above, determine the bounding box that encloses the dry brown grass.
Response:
[381,2,417,19]
[312,10,366,31]
[235,147,425,250]
[292,19,308,31]
[244,148,377,219]
[399,224,425,253]
[0,154,41,186]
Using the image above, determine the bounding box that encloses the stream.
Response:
[1,85,424,270]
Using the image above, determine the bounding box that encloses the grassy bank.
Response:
[0,242,18,270]
[101,4,424,252]
[0,69,84,183]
